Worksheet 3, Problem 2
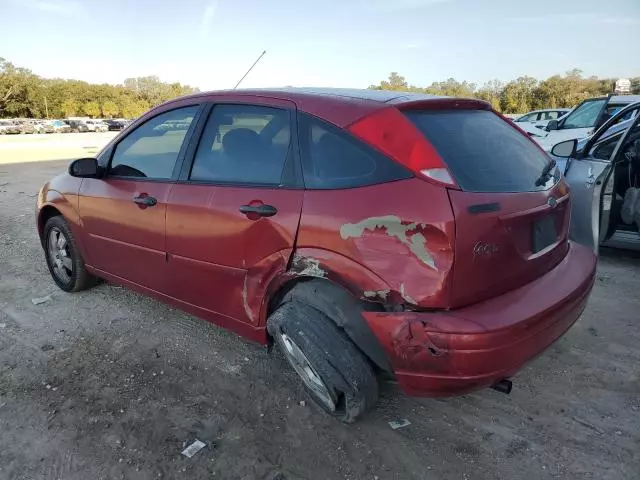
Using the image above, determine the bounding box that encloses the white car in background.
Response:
[82,120,109,132]
[514,108,570,129]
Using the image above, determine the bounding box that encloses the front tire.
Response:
[43,216,97,292]
[268,300,379,423]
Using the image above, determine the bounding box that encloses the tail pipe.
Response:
[491,379,513,395]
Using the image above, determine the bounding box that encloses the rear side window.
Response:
[190,104,291,185]
[298,113,411,189]
[404,110,554,193]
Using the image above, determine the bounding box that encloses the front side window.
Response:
[190,104,291,185]
[562,99,607,129]
[109,106,198,179]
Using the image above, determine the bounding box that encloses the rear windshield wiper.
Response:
[535,158,556,187]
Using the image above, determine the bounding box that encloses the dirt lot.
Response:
[1,148,639,479]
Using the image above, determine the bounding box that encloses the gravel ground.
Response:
[0,133,117,163]
[0,156,639,480]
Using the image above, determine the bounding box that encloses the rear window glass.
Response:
[404,109,556,193]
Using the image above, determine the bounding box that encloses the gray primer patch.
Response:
[363,289,391,301]
[339,215,437,270]
[292,255,327,278]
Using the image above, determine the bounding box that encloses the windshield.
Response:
[562,99,607,129]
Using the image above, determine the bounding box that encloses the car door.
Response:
[165,97,304,328]
[79,104,201,292]
[563,103,640,252]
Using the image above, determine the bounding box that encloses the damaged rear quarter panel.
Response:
[297,178,455,308]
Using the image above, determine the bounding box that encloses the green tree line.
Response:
[370,70,640,113]
[2,55,638,119]
[0,57,199,119]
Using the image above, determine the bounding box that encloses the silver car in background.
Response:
[551,102,640,251]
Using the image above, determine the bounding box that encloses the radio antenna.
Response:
[233,50,267,89]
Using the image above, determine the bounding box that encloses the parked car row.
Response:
[0,117,131,134]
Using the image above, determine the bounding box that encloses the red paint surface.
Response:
[446,180,571,308]
[78,178,172,293]
[165,184,302,324]
[36,89,598,399]
[36,174,86,254]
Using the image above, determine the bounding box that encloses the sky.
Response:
[1,0,639,90]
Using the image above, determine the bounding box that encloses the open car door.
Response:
[561,102,640,252]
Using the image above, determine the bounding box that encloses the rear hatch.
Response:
[404,106,570,307]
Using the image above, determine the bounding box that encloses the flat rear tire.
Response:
[268,300,379,423]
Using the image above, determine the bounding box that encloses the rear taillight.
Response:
[347,107,458,187]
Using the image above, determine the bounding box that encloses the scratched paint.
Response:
[241,275,254,323]
[339,215,437,270]
[399,284,418,305]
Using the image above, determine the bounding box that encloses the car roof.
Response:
[157,87,461,127]
[609,95,640,104]
[195,87,445,104]
[582,94,640,105]
[529,108,570,113]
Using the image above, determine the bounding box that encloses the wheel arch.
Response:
[37,191,90,262]
[37,204,63,243]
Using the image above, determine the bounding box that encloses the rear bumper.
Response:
[362,241,596,397]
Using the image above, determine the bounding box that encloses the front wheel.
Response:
[43,216,97,292]
[268,301,379,423]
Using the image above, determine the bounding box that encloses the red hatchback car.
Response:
[36,88,597,422]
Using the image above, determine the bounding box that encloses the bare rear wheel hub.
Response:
[279,332,336,412]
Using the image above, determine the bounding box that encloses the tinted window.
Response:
[516,113,536,122]
[109,106,198,179]
[542,111,562,120]
[592,132,624,160]
[298,114,411,189]
[405,109,556,193]
[562,99,607,129]
[606,104,638,124]
[190,105,291,185]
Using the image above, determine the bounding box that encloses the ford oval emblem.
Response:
[547,196,558,208]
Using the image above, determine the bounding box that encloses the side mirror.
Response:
[551,139,578,158]
[546,120,559,131]
[69,157,100,178]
